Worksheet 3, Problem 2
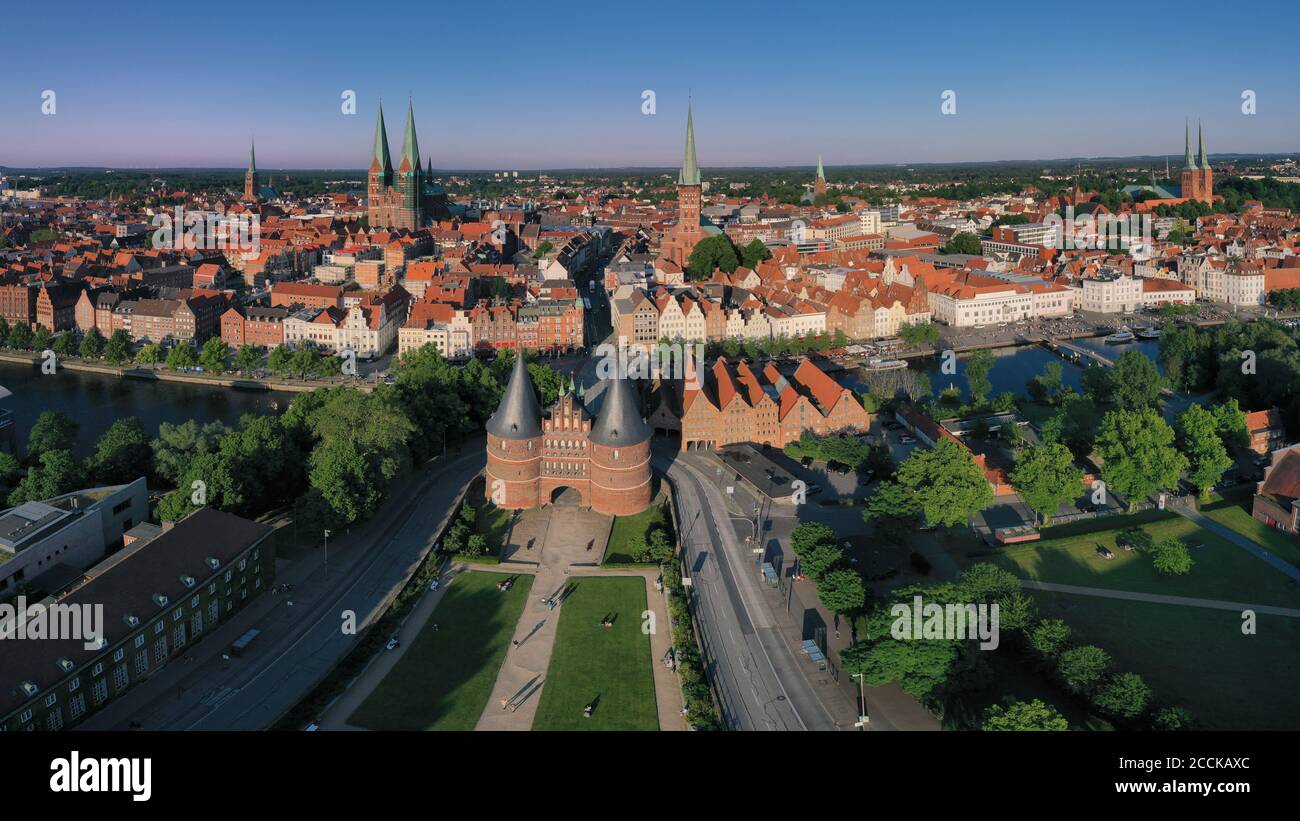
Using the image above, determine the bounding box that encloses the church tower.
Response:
[1180,122,1202,203]
[243,139,259,202]
[367,104,394,222]
[814,154,827,197]
[1195,123,1213,205]
[662,101,704,268]
[484,353,543,509]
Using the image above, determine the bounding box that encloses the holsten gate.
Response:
[484,354,654,516]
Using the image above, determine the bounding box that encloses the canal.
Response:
[0,362,289,458]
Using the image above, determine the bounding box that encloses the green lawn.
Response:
[348,570,533,731]
[1200,496,1300,568]
[993,513,1300,609]
[1027,591,1300,730]
[532,577,659,730]
[604,501,666,565]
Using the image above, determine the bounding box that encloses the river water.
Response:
[0,362,288,458]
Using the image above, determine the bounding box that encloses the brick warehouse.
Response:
[484,354,653,516]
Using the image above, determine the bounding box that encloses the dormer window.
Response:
[56,657,74,672]
[20,681,38,697]
[152,593,169,608]
[123,614,140,628]
[180,575,196,588]
[206,557,220,570]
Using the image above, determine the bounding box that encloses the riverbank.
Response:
[0,350,370,394]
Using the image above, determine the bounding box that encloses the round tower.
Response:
[485,353,542,509]
[588,376,654,516]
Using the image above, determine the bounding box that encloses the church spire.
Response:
[1198,122,1210,171]
[816,154,825,181]
[371,103,392,173]
[678,101,700,187]
[1183,121,1195,170]
[400,99,420,173]
[248,138,257,175]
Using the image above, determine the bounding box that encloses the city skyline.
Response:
[2,1,1297,169]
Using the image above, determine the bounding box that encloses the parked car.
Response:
[429,578,440,592]
[385,637,400,651]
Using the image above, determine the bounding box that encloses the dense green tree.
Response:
[166,342,197,371]
[0,451,19,489]
[1152,705,1196,730]
[963,348,996,405]
[894,437,994,528]
[1011,443,1083,524]
[1040,393,1097,458]
[289,346,320,379]
[817,568,866,614]
[200,337,230,374]
[235,344,263,375]
[151,419,231,485]
[9,450,84,505]
[685,234,739,280]
[1150,536,1194,575]
[1058,645,1111,695]
[1094,672,1153,721]
[135,342,162,366]
[88,417,153,484]
[26,410,79,462]
[981,698,1069,731]
[1027,618,1073,660]
[1210,399,1249,452]
[739,238,772,269]
[31,326,52,353]
[268,344,293,377]
[102,329,130,364]
[5,322,30,351]
[942,232,982,255]
[1175,404,1232,497]
[1096,408,1188,509]
[861,480,922,543]
[52,331,78,358]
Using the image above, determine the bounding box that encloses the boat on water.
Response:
[864,357,908,372]
[1136,326,1160,340]
[1104,326,1136,344]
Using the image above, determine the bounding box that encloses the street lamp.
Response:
[852,672,870,729]
[323,529,332,573]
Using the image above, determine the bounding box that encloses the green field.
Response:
[532,577,659,730]
[1027,591,1300,729]
[993,514,1300,609]
[348,570,533,731]
[1201,496,1300,568]
[604,499,668,564]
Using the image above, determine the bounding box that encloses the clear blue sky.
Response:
[2,0,1296,170]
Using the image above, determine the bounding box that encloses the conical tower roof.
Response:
[371,104,392,173]
[1198,123,1210,171]
[486,353,542,440]
[589,377,651,447]
[816,154,825,181]
[678,102,700,187]
[1183,122,1195,170]
[400,100,420,173]
[249,139,257,175]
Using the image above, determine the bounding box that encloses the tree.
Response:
[1096,408,1188,510]
[739,238,772,269]
[200,337,230,374]
[7,322,33,351]
[1028,618,1072,661]
[268,344,293,377]
[1010,443,1083,524]
[963,348,996,406]
[942,232,982,255]
[685,234,739,281]
[894,437,994,528]
[861,481,921,543]
[1098,350,1164,411]
[0,316,8,343]
[52,331,78,358]
[1150,536,1194,575]
[1175,404,1232,497]
[166,342,198,371]
[1040,394,1097,459]
[981,698,1069,731]
[31,326,52,353]
[152,419,231,486]
[817,568,866,614]
[841,607,961,705]
[791,521,836,556]
[1210,399,1249,452]
[88,417,153,484]
[290,345,320,379]
[1152,705,1196,730]
[80,327,106,359]
[799,542,844,582]
[103,329,131,364]
[26,410,79,462]
[135,342,163,367]
[1093,672,1153,721]
[235,344,263,375]
[463,533,488,558]
[1057,645,1111,695]
[9,450,85,505]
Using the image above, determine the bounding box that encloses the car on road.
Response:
[429,578,440,592]
[899,434,916,444]
[304,723,320,731]
[385,637,400,651]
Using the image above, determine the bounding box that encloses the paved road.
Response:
[1020,580,1300,617]
[80,445,487,731]
[654,444,838,731]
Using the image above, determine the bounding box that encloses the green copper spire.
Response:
[400,100,420,172]
[816,154,825,181]
[1183,121,1195,170]
[249,138,257,174]
[678,102,700,187]
[372,103,392,172]
[1198,123,1210,171]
